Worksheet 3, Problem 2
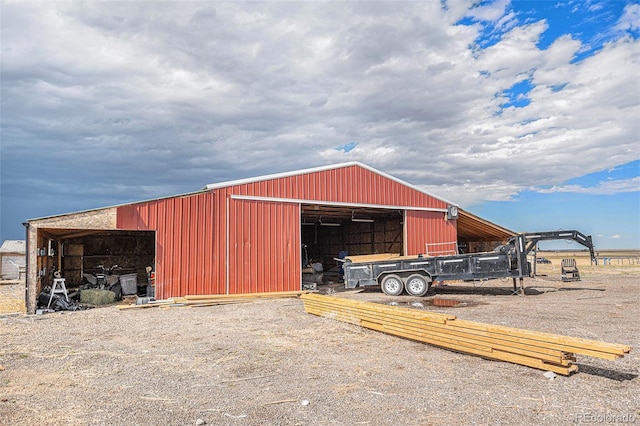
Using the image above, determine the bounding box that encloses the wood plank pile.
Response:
[346,253,401,263]
[118,291,310,310]
[300,294,631,375]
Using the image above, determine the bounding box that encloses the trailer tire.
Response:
[380,274,404,296]
[405,274,430,297]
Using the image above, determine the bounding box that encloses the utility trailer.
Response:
[342,230,595,296]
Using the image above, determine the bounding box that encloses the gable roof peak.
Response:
[203,161,457,207]
[202,162,361,191]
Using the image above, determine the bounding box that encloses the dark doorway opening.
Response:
[301,205,403,284]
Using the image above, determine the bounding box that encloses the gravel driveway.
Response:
[1,269,638,425]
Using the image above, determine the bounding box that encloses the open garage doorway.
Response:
[300,204,404,285]
[33,228,156,298]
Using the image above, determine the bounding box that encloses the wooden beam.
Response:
[183,291,311,300]
[118,291,313,310]
[300,294,631,375]
[302,301,572,365]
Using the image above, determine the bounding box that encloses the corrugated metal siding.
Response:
[230,166,447,209]
[405,211,457,256]
[116,164,455,299]
[116,192,217,300]
[229,199,300,293]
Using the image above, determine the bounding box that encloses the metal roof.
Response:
[0,240,26,254]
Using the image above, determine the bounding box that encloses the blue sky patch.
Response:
[550,83,568,92]
[562,159,640,187]
[469,182,640,249]
[460,0,634,63]
[499,78,534,109]
[511,0,630,62]
[335,142,358,153]
[468,159,639,249]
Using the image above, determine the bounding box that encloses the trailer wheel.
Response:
[380,274,404,296]
[405,274,429,297]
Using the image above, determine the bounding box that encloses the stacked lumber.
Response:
[346,253,401,263]
[118,291,310,311]
[300,294,631,375]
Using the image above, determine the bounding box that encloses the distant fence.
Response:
[597,257,640,265]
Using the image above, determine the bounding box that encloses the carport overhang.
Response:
[24,207,157,313]
[456,209,514,252]
[25,225,156,313]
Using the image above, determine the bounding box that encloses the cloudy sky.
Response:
[1,0,639,249]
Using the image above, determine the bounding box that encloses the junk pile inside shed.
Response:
[34,229,156,311]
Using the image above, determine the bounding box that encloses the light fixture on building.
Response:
[351,210,374,223]
[319,216,341,226]
[447,205,459,220]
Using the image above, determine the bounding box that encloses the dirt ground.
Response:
[1,263,639,425]
[0,281,25,315]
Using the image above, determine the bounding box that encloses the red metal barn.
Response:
[25,162,512,311]
[116,163,459,299]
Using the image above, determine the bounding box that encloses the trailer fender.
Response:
[376,269,432,283]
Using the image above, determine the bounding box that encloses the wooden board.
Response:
[345,253,402,263]
[118,291,313,310]
[183,291,309,300]
[300,294,631,375]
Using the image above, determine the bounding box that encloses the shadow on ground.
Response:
[577,364,638,381]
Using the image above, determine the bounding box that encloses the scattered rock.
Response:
[223,413,247,419]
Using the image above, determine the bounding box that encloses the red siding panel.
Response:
[116,192,216,300]
[405,211,458,256]
[229,199,300,293]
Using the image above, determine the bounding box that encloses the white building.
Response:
[1,240,26,280]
